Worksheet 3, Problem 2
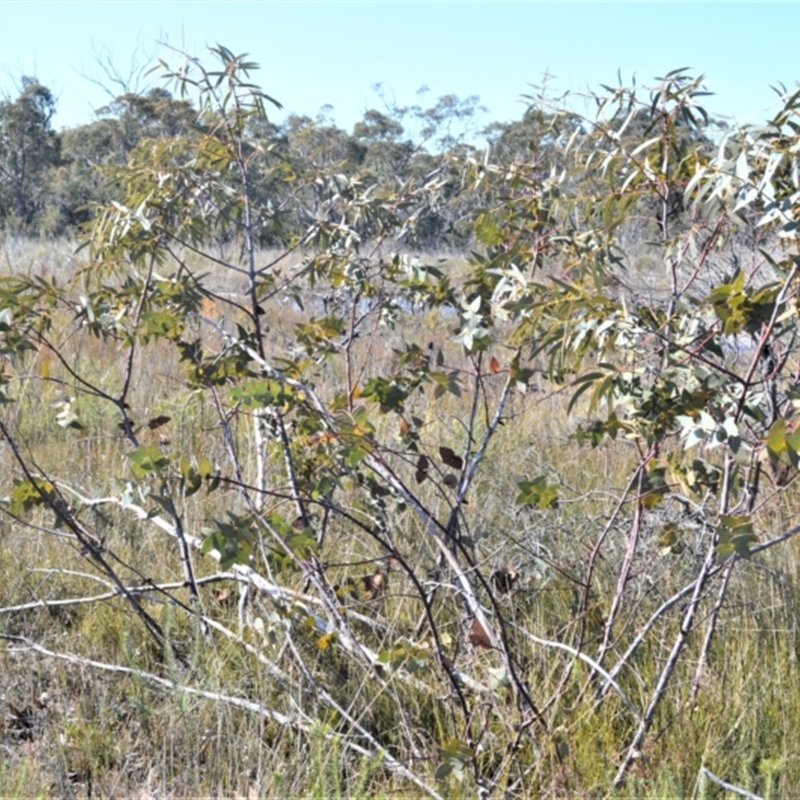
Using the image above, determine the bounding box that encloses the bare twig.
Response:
[698,766,764,800]
[691,555,735,701]
[613,537,717,787]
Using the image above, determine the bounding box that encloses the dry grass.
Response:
[2,239,800,798]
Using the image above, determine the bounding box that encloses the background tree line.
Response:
[0,74,712,249]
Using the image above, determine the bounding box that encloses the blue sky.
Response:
[0,2,796,138]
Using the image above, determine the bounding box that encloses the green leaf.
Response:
[150,493,177,516]
[515,476,559,509]
[377,645,430,673]
[567,372,606,414]
[230,380,277,409]
[9,478,55,516]
[786,431,800,468]
[767,418,787,458]
[127,446,170,480]
[509,355,535,392]
[429,371,462,399]
[197,455,213,480]
[716,514,757,562]
[487,666,511,691]
[434,763,453,780]
[360,376,412,413]
[640,466,670,510]
[141,310,184,340]
[440,737,474,764]
[202,512,255,570]
[657,522,685,555]
[179,457,202,497]
[344,445,369,468]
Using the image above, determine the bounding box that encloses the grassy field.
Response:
[2,236,800,799]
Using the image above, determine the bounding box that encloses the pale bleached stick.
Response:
[1,632,443,800]
[61,487,491,695]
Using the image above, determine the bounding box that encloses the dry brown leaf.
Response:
[491,565,519,594]
[770,462,791,487]
[415,454,429,483]
[362,569,387,600]
[468,617,493,651]
[439,446,464,470]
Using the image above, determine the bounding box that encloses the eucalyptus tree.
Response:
[3,49,800,796]
[0,78,61,231]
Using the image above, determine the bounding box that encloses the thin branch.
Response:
[0,573,234,615]
[502,620,641,722]
[698,767,764,800]
[0,419,165,645]
[613,537,717,787]
[600,521,800,698]
[691,554,735,701]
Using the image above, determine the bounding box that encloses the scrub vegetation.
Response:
[2,45,800,798]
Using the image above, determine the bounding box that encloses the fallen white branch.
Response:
[0,573,237,615]
[1,632,443,800]
[60,487,491,695]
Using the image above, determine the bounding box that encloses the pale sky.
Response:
[0,2,796,139]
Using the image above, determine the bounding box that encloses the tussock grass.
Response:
[3,240,800,797]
